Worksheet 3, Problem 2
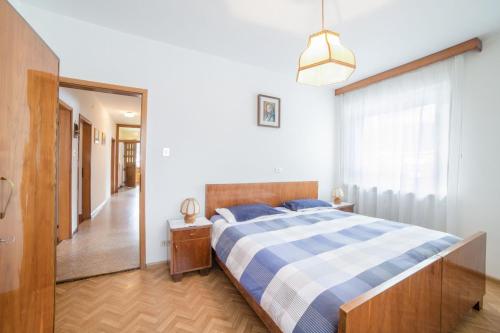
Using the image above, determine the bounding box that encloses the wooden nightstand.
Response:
[168,217,212,282]
[332,202,355,213]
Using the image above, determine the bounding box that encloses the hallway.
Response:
[56,187,140,282]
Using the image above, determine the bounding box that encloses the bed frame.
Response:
[205,181,486,333]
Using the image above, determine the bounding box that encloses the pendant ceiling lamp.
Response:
[297,0,356,86]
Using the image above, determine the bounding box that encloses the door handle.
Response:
[0,177,14,220]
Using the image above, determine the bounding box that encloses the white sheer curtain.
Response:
[336,56,463,231]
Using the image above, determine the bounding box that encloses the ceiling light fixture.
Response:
[296,0,356,86]
[123,112,137,118]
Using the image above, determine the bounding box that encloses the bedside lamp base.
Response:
[184,214,196,224]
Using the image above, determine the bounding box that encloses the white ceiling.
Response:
[62,88,141,125]
[24,0,500,85]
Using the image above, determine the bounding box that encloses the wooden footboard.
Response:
[338,232,487,333]
[338,256,443,333]
[440,232,486,333]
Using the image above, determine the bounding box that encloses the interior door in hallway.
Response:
[80,118,92,221]
[58,101,73,241]
[111,138,116,194]
[0,0,59,331]
[124,142,137,187]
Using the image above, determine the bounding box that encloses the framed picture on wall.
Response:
[94,128,100,144]
[101,132,106,145]
[257,94,280,128]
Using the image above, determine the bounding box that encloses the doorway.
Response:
[111,137,116,194]
[55,77,147,282]
[57,100,73,242]
[79,115,92,223]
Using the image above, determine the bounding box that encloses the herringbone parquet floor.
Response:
[55,264,500,333]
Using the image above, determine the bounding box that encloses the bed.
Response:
[205,181,486,333]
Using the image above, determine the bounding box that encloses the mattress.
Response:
[211,208,460,333]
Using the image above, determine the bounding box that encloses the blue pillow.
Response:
[215,204,282,223]
[282,199,332,211]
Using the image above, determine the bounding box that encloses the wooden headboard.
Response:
[205,181,318,218]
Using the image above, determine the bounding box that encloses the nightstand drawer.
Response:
[172,227,210,241]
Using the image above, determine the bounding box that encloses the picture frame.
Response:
[257,94,280,128]
[101,132,106,145]
[94,128,100,144]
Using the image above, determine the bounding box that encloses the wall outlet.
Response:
[274,167,283,174]
[160,240,167,247]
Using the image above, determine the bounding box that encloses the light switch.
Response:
[162,147,170,157]
[274,167,283,174]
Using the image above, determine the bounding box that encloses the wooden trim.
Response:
[335,38,482,95]
[116,123,141,128]
[58,98,73,112]
[61,77,148,270]
[79,114,91,126]
[58,100,73,241]
[119,139,141,144]
[60,77,146,97]
[487,275,500,284]
[139,90,148,269]
[205,181,318,218]
[111,138,116,195]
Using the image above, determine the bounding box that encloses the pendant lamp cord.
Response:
[321,0,325,30]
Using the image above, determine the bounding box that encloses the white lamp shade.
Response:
[297,30,356,86]
[334,188,344,198]
[180,198,200,216]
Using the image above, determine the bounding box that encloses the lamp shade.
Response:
[333,187,345,204]
[180,198,200,224]
[297,30,356,86]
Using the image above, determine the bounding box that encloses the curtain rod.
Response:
[335,38,482,96]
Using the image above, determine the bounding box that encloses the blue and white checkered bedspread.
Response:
[212,209,460,333]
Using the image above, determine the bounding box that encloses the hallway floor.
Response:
[56,187,139,282]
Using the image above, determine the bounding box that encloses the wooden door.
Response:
[80,120,92,221]
[111,138,116,194]
[124,142,137,187]
[0,1,59,332]
[57,102,73,241]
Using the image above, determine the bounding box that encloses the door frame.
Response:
[60,76,148,269]
[116,124,141,191]
[111,137,116,194]
[57,99,73,241]
[78,114,92,223]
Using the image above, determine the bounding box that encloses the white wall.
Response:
[59,88,117,232]
[14,3,335,264]
[452,33,500,279]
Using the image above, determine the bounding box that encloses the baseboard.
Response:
[487,274,500,284]
[146,260,169,269]
[91,197,110,218]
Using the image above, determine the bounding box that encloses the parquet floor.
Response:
[56,187,139,282]
[55,264,500,333]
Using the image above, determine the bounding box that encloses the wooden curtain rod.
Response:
[335,38,482,96]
